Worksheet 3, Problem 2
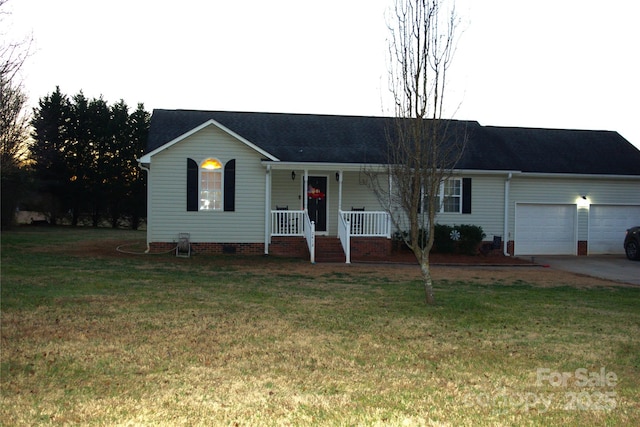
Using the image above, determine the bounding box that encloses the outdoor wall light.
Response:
[291,171,296,180]
[577,195,590,209]
[336,172,340,182]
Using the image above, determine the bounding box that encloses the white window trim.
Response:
[419,177,462,214]
[439,177,462,214]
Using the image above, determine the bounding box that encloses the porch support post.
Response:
[388,173,393,208]
[388,173,393,237]
[337,170,343,212]
[264,165,271,254]
[303,170,309,212]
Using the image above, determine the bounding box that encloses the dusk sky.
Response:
[6,0,640,149]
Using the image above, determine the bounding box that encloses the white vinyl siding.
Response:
[271,170,305,211]
[147,125,266,243]
[339,172,384,210]
[436,175,505,241]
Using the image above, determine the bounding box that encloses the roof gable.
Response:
[139,116,278,163]
[144,109,640,176]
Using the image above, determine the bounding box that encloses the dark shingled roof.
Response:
[146,109,640,176]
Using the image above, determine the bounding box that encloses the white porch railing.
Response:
[337,213,351,264]
[340,210,391,238]
[271,210,315,263]
[271,210,304,236]
[271,210,390,264]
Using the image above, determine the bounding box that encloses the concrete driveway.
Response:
[532,255,640,285]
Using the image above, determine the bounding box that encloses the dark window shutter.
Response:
[224,159,236,211]
[462,177,472,214]
[187,158,198,211]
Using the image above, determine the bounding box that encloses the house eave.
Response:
[263,162,524,176]
[261,162,640,180]
[261,161,387,172]
[516,171,640,180]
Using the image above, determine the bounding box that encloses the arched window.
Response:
[187,157,235,212]
[200,158,222,210]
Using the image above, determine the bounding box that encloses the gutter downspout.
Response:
[139,163,151,253]
[503,172,512,256]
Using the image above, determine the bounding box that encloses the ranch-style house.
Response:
[138,109,640,262]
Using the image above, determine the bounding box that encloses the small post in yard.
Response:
[310,221,315,264]
[345,218,351,264]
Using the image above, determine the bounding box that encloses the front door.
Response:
[307,176,327,232]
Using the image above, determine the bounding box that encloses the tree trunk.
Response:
[420,258,436,305]
[411,245,436,305]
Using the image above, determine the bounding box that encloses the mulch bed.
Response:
[358,250,534,266]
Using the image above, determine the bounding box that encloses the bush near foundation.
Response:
[395,224,486,255]
[434,224,486,255]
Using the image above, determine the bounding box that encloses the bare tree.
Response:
[368,0,465,305]
[1,0,33,227]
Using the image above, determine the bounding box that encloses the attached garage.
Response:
[588,205,640,254]
[515,204,577,255]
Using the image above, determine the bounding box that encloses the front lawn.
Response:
[1,228,639,425]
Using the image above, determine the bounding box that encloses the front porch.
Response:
[264,166,393,263]
[268,209,392,263]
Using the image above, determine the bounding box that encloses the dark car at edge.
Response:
[624,226,640,260]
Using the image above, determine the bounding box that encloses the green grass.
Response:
[1,227,639,426]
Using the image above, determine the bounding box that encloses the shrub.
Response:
[392,228,429,250]
[397,223,486,255]
[433,224,455,253]
[455,224,486,255]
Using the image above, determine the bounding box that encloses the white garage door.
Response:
[515,204,576,255]
[589,205,640,254]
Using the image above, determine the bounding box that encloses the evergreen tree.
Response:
[106,99,130,227]
[30,86,72,224]
[86,96,111,226]
[30,88,149,227]
[124,103,150,229]
[66,91,93,225]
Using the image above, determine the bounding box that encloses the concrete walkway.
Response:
[532,255,640,285]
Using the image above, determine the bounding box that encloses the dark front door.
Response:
[307,176,327,232]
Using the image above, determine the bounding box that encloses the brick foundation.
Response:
[577,240,588,256]
[350,237,392,261]
[149,242,176,253]
[149,241,264,256]
[503,240,587,257]
[151,237,395,261]
[268,237,309,259]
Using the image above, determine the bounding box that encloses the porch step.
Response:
[314,236,346,263]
